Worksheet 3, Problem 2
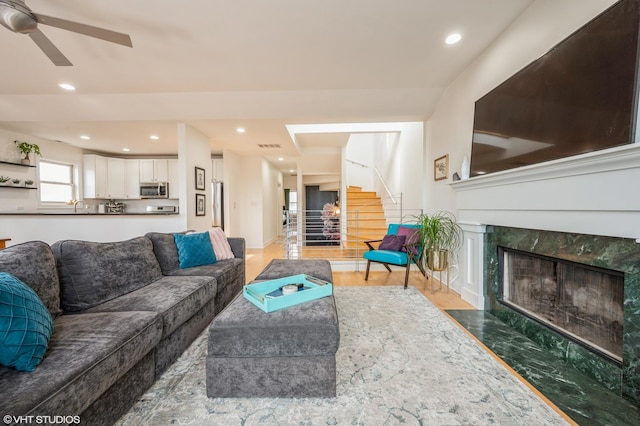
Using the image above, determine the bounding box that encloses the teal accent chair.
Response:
[363,223,426,288]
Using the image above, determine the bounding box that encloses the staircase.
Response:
[345,186,388,252]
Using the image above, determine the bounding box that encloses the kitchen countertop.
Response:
[0,212,179,216]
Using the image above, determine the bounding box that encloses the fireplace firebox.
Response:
[498,247,624,363]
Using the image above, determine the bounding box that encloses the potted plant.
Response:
[11,178,22,186]
[14,140,41,165]
[25,179,34,187]
[0,176,10,185]
[414,211,463,271]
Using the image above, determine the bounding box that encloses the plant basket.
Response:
[427,248,449,271]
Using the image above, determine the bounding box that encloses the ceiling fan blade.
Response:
[28,29,72,66]
[34,13,132,47]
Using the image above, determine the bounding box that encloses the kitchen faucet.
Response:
[73,200,85,213]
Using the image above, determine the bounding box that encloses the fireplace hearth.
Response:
[499,247,624,363]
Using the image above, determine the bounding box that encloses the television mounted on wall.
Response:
[470,0,640,177]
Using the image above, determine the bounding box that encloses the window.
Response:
[39,160,75,205]
[288,190,297,213]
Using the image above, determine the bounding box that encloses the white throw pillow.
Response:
[208,227,235,260]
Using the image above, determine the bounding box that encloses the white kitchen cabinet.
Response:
[106,157,126,199]
[84,155,140,200]
[212,158,224,182]
[139,159,168,183]
[168,159,180,199]
[125,159,140,199]
[83,154,107,199]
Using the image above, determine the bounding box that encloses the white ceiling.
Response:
[0,0,534,173]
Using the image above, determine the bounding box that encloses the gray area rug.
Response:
[116,286,568,425]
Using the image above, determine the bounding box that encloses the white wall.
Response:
[222,152,273,248]
[424,0,618,215]
[262,159,283,246]
[373,124,423,215]
[178,123,213,232]
[345,134,375,190]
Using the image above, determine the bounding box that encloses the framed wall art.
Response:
[195,167,206,191]
[196,193,206,216]
[434,154,449,181]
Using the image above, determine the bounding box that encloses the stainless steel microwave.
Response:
[140,182,168,199]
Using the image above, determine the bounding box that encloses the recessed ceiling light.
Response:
[150,135,159,140]
[476,171,486,175]
[445,33,462,45]
[58,83,76,91]
[236,127,246,133]
[278,157,284,161]
[289,169,295,173]
[80,135,90,140]
[122,148,130,152]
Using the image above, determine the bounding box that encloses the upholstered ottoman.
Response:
[206,259,339,398]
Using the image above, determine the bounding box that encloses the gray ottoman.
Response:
[206,260,339,398]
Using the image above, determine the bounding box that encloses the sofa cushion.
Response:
[0,311,162,417]
[145,232,181,274]
[0,273,53,372]
[51,237,163,312]
[85,275,216,338]
[174,232,216,269]
[0,241,62,317]
[166,258,245,314]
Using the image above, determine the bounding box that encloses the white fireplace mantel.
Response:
[451,143,640,240]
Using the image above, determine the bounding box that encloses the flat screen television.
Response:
[470,0,640,177]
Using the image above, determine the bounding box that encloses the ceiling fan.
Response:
[0,0,132,66]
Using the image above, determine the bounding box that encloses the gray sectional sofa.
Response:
[0,231,245,426]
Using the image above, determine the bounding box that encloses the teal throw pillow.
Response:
[174,232,217,269]
[0,272,54,372]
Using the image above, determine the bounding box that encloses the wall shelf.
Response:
[0,160,36,168]
[0,185,37,190]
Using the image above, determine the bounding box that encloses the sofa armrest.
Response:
[228,237,245,260]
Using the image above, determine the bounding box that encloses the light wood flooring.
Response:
[246,242,475,311]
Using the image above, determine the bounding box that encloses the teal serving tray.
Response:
[243,274,333,313]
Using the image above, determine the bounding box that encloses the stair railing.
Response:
[280,202,422,271]
[374,166,397,205]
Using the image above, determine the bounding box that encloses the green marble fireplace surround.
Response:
[484,226,640,406]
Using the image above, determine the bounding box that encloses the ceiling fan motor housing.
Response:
[0,0,37,33]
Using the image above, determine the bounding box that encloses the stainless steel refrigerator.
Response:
[211,181,224,229]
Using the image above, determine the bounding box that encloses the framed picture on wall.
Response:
[196,193,206,216]
[434,154,449,181]
[195,167,206,191]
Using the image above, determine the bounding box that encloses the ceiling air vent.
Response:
[257,144,281,149]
